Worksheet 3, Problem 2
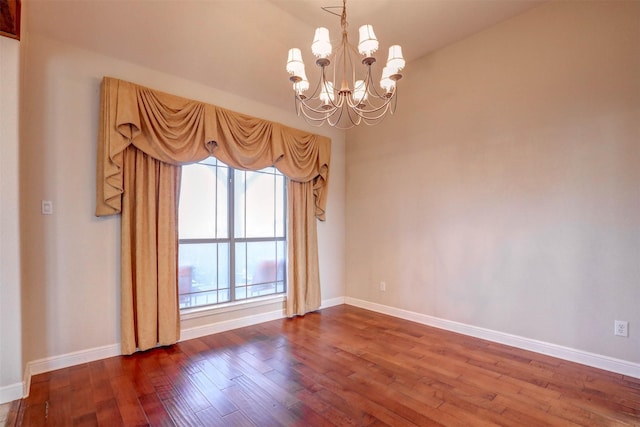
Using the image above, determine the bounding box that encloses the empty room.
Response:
[0,0,639,425]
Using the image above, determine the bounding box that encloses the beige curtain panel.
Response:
[95,77,331,354]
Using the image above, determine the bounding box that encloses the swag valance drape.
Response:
[95,77,330,354]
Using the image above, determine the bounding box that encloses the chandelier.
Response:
[285,0,406,129]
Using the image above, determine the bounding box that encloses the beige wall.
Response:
[12,0,639,389]
[0,36,23,403]
[19,33,345,366]
[346,0,639,363]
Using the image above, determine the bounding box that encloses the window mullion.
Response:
[273,173,278,292]
[215,162,219,304]
[283,178,288,292]
[244,172,248,299]
[229,167,235,303]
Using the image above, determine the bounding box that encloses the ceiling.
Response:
[26,0,545,112]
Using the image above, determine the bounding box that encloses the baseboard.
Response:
[23,343,121,398]
[0,381,23,405]
[181,295,346,341]
[320,296,346,309]
[24,294,631,405]
[180,308,285,341]
[20,296,346,399]
[345,297,640,379]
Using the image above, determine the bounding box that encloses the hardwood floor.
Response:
[10,305,640,426]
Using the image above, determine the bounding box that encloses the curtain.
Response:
[96,77,330,354]
[120,147,181,354]
[286,181,321,316]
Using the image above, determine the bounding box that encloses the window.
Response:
[178,158,286,309]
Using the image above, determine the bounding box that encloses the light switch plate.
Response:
[42,200,53,215]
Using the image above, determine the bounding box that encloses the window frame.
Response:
[178,158,287,310]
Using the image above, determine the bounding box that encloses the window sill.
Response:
[180,294,286,321]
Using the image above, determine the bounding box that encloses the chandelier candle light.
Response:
[286,0,406,129]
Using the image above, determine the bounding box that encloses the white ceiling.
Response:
[26,0,545,112]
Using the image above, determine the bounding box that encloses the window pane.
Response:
[216,165,229,238]
[179,242,230,308]
[276,240,286,294]
[276,240,286,282]
[235,242,247,287]
[234,167,284,238]
[179,162,228,239]
[275,175,285,237]
[234,170,247,238]
[233,241,286,301]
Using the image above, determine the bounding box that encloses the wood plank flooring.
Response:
[10,304,640,426]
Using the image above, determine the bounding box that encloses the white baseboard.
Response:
[180,308,285,341]
[23,343,121,398]
[0,381,23,404]
[345,297,640,379]
[181,296,346,341]
[22,295,635,405]
[320,296,346,309]
[20,296,344,399]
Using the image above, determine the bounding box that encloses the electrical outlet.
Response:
[379,281,386,292]
[614,320,629,337]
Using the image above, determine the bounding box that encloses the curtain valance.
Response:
[96,77,330,220]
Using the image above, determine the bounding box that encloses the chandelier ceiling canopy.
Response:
[286,0,406,129]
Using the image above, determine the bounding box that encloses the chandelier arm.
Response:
[299,80,397,119]
[354,97,394,114]
[358,63,397,105]
[295,95,329,119]
[297,97,338,115]
[297,93,355,116]
[297,98,362,130]
[320,65,347,110]
[345,95,360,109]
[295,67,341,114]
[360,62,400,101]
[349,88,395,114]
[297,94,354,123]
[350,101,392,122]
[366,85,393,100]
[389,89,398,115]
[364,70,393,100]
[301,102,339,117]
[345,104,364,127]
[305,102,359,130]
[346,65,372,108]
[296,101,335,126]
[300,65,329,102]
[328,105,361,130]
[325,103,347,128]
[349,88,400,120]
